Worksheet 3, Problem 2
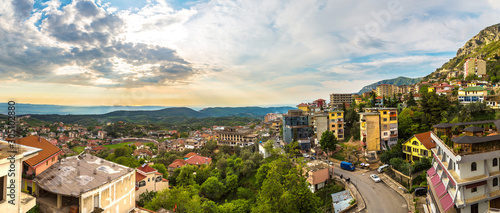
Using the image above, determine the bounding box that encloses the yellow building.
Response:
[458,86,487,104]
[428,86,435,93]
[360,108,398,151]
[328,110,344,141]
[376,84,397,97]
[402,131,436,162]
[297,103,310,113]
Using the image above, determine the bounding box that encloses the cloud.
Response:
[0,0,197,88]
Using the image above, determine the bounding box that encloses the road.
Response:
[335,168,407,213]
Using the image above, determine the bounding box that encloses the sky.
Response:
[1,0,500,107]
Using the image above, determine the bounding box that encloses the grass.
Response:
[103,142,136,149]
[72,146,85,154]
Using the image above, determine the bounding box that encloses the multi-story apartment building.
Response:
[329,93,353,110]
[312,99,328,109]
[217,127,257,147]
[464,58,487,78]
[328,110,344,141]
[359,108,398,151]
[312,113,329,143]
[282,110,313,149]
[458,86,488,104]
[426,123,500,213]
[135,163,168,201]
[376,84,398,97]
[264,113,278,123]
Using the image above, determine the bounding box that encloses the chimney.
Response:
[38,136,42,142]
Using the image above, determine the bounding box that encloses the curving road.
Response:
[335,168,407,213]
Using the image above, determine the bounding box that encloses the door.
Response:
[471,203,478,213]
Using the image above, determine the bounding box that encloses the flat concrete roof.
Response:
[34,153,134,197]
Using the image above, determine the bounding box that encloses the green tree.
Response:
[201,177,225,201]
[225,174,238,194]
[138,190,157,207]
[176,165,196,186]
[407,91,417,107]
[151,164,168,177]
[319,131,338,156]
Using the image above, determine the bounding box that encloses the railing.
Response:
[490,208,500,213]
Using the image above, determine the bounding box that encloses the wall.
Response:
[463,184,486,200]
[34,154,59,175]
[0,154,35,213]
[80,171,135,213]
[459,160,485,179]
[365,115,381,151]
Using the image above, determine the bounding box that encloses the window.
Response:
[331,125,335,128]
[471,187,477,193]
[52,158,55,162]
[383,111,387,115]
[156,176,163,182]
[148,178,150,182]
[383,118,387,122]
[471,162,477,171]
[138,181,146,187]
[384,132,388,136]
[412,141,418,145]
[46,161,48,166]
[494,158,498,167]
[494,178,498,187]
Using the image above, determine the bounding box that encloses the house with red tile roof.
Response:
[16,136,62,195]
[133,149,154,159]
[167,159,187,175]
[402,131,436,162]
[185,154,212,167]
[135,163,168,200]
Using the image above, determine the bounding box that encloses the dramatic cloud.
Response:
[1,0,500,106]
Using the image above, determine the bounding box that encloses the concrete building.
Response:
[217,127,257,147]
[312,99,328,109]
[329,93,353,110]
[464,58,487,78]
[0,140,41,213]
[376,84,398,97]
[305,160,334,193]
[282,110,313,149]
[264,113,278,123]
[135,164,168,201]
[360,108,398,151]
[425,122,500,213]
[328,110,344,141]
[34,154,136,213]
[313,114,329,142]
[458,86,488,104]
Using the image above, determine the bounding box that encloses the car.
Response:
[303,154,310,158]
[377,164,390,173]
[414,187,427,196]
[370,174,381,182]
[310,156,316,160]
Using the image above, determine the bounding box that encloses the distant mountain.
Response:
[425,23,500,80]
[4,103,166,115]
[199,106,295,117]
[104,107,204,117]
[357,76,421,94]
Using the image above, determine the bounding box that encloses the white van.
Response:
[377,164,390,173]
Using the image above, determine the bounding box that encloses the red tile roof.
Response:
[184,152,197,159]
[168,159,187,168]
[186,154,212,165]
[92,146,106,151]
[297,103,308,107]
[414,131,436,149]
[16,136,61,167]
[136,172,147,182]
[137,164,157,174]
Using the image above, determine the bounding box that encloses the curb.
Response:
[334,176,366,212]
[380,173,414,213]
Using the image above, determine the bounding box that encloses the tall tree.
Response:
[319,131,338,156]
[407,91,417,107]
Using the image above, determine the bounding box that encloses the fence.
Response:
[385,167,423,189]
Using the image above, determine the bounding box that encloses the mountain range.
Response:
[357,76,422,94]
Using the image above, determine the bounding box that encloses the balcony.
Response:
[20,192,36,213]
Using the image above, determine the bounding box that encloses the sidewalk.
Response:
[379,173,415,213]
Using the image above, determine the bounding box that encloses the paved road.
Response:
[335,168,407,213]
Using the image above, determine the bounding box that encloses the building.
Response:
[16,136,62,195]
[97,131,106,139]
[312,113,329,142]
[312,99,327,109]
[376,84,397,97]
[34,154,136,213]
[464,58,487,78]
[328,110,344,141]
[305,160,334,193]
[282,110,313,148]
[402,131,436,162]
[258,142,271,158]
[329,93,353,110]
[425,122,500,213]
[167,159,187,175]
[217,127,258,147]
[360,108,398,151]
[264,113,278,123]
[0,140,41,213]
[135,164,168,201]
[458,86,488,104]
[297,103,310,113]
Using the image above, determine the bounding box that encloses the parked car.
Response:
[310,156,316,160]
[414,187,427,196]
[370,174,381,182]
[377,164,390,173]
[303,153,310,158]
[340,161,355,171]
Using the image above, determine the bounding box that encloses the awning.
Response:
[439,193,454,212]
[431,174,441,187]
[435,182,447,198]
[427,167,436,177]
[465,180,487,189]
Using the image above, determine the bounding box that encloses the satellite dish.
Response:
[456,155,462,162]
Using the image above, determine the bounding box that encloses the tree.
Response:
[319,131,338,156]
[407,91,417,107]
[138,190,157,207]
[176,165,196,186]
[225,174,238,194]
[151,164,168,177]
[201,177,225,201]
